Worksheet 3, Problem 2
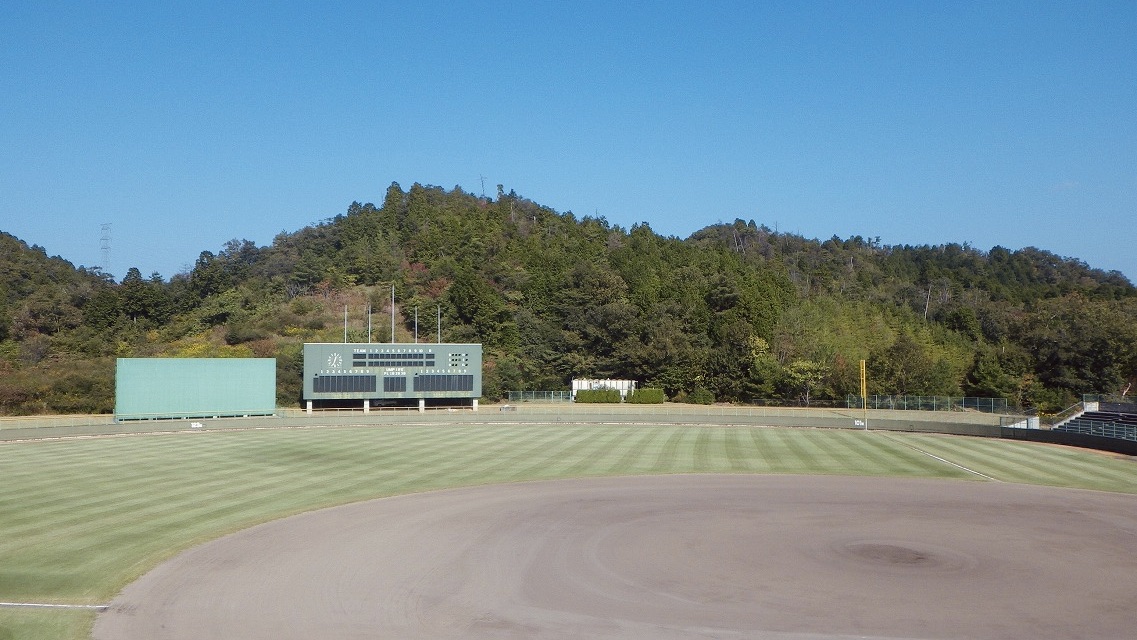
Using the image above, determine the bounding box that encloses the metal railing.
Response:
[1045,402,1086,428]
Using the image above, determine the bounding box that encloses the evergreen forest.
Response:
[2,182,1135,415]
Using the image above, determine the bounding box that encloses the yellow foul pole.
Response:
[860,359,868,430]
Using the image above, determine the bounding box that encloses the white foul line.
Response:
[0,602,109,611]
[876,432,1000,481]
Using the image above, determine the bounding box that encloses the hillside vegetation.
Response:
[2,183,1135,414]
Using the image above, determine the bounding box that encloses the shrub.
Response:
[627,388,667,404]
[225,323,268,345]
[574,389,622,403]
[689,387,716,405]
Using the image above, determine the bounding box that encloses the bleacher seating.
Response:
[1055,405,1137,442]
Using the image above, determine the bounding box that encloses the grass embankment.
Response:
[2,424,1136,639]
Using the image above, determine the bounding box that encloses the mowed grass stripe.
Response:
[899,434,1032,481]
[652,427,691,471]
[692,428,715,471]
[1023,446,1137,487]
[501,426,604,479]
[500,427,599,479]
[572,425,662,477]
[2,428,478,558]
[781,428,875,473]
[3,427,547,600]
[512,425,598,475]
[723,427,754,472]
[3,425,1137,610]
[607,426,673,475]
[998,439,1137,486]
[667,428,705,471]
[746,428,777,472]
[556,428,637,477]
[902,434,1137,492]
[857,432,975,478]
[2,430,415,542]
[750,429,797,472]
[8,444,314,520]
[357,427,496,483]
[768,428,822,471]
[5,476,366,595]
[900,434,1064,483]
[702,428,741,473]
[959,439,1081,484]
[0,462,276,547]
[0,474,271,552]
[381,425,571,492]
[793,430,874,476]
[795,430,870,474]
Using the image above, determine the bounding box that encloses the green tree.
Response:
[747,335,780,399]
[964,350,1019,401]
[446,269,517,349]
[869,332,959,396]
[82,286,124,331]
[1020,296,1137,397]
[784,359,829,406]
[120,268,173,325]
[189,251,232,298]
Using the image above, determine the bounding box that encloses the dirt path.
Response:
[93,475,1137,639]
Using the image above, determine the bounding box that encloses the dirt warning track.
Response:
[94,475,1137,640]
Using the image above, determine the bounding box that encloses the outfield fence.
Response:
[9,402,1137,455]
[1,402,1012,441]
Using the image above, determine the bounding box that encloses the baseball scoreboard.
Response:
[303,342,482,408]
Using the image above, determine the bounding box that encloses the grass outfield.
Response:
[2,424,1137,639]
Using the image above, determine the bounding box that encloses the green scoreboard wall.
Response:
[303,343,482,402]
[115,358,276,420]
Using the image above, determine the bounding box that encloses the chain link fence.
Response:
[847,395,1008,413]
[506,391,572,403]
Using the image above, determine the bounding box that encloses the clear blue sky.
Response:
[2,1,1134,282]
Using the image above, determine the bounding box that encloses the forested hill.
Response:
[2,183,1135,414]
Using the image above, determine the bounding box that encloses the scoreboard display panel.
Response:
[303,343,482,402]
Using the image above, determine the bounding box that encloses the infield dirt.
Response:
[94,475,1137,639]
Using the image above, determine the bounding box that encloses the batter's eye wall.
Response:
[115,358,277,420]
[302,343,482,403]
